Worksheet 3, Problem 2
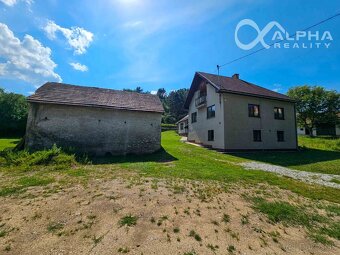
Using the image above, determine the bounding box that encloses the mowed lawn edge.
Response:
[116,131,340,203]
[0,132,339,203]
[0,138,20,151]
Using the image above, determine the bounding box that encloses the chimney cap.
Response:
[232,73,239,79]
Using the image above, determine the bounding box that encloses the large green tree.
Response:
[287,85,339,136]
[0,88,28,137]
[163,89,189,124]
[122,86,188,123]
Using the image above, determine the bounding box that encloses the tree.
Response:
[0,88,28,136]
[164,89,189,124]
[156,88,166,100]
[124,86,189,124]
[287,85,340,136]
[123,86,149,94]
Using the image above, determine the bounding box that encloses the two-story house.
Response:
[184,72,298,151]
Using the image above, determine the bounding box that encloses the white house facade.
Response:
[184,72,298,151]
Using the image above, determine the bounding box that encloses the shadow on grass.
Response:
[90,147,178,165]
[235,148,340,167]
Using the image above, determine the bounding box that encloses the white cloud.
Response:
[0,23,61,86]
[150,90,157,95]
[44,20,94,55]
[0,0,32,6]
[0,0,16,6]
[111,0,243,84]
[69,62,88,72]
[122,20,142,28]
[272,83,282,92]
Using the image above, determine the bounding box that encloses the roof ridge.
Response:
[197,72,290,99]
[37,82,159,98]
[184,72,294,109]
[28,82,164,113]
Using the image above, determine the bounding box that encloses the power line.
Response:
[218,12,340,69]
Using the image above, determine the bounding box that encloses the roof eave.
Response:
[175,115,189,124]
[184,72,221,109]
[218,90,296,103]
[27,99,164,113]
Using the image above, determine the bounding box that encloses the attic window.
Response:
[199,82,207,97]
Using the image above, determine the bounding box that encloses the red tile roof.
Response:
[28,82,164,113]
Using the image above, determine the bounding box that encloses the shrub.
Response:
[0,144,76,170]
[119,215,138,227]
[189,230,202,241]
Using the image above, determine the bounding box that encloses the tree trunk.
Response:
[308,127,314,137]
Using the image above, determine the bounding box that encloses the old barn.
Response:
[25,82,164,156]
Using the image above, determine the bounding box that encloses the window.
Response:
[199,82,207,97]
[191,112,197,123]
[248,104,260,118]
[180,123,184,130]
[253,130,262,142]
[277,131,284,142]
[207,105,216,119]
[274,107,284,120]
[208,130,214,141]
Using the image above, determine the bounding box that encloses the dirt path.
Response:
[240,161,340,189]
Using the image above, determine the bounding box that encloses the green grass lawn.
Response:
[95,131,339,202]
[0,138,20,151]
[0,132,339,203]
[235,135,340,175]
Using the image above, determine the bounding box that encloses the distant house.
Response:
[184,72,298,151]
[297,127,316,136]
[176,115,188,136]
[25,82,164,156]
[297,122,340,137]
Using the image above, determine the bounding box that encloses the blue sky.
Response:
[0,0,339,96]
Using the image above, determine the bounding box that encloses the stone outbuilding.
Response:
[25,82,164,156]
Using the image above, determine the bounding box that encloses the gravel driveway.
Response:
[240,161,340,189]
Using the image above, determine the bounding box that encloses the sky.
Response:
[0,0,339,96]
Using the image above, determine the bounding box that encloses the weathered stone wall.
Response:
[25,103,162,155]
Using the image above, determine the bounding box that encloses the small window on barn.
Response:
[191,112,197,123]
[277,131,284,142]
[274,107,284,120]
[208,130,214,141]
[248,104,260,118]
[253,130,262,142]
[180,123,184,130]
[207,105,215,119]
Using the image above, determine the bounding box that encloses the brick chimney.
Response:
[232,73,239,79]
